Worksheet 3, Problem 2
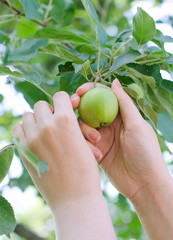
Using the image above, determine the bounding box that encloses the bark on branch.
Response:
[14,224,46,240]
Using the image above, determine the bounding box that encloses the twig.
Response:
[0,0,47,27]
[14,224,45,240]
[44,0,53,24]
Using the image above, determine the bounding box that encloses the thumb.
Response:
[111,79,143,126]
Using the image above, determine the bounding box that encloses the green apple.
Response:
[78,87,119,128]
[128,83,143,99]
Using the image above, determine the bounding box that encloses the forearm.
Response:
[52,195,117,240]
[131,171,173,240]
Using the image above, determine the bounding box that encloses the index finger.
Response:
[53,91,76,118]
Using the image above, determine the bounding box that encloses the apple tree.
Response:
[0,0,173,239]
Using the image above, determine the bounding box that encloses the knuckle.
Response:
[22,112,29,119]
[56,112,72,124]
[40,124,55,139]
[12,124,21,136]
[22,112,33,122]
[26,135,39,151]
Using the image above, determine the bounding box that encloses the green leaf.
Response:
[137,98,158,127]
[34,28,92,44]
[0,146,13,183]
[60,72,87,95]
[78,45,97,54]
[0,30,10,44]
[166,56,173,64]
[81,0,107,45]
[8,39,48,62]
[74,60,90,79]
[126,66,156,89]
[14,81,51,108]
[144,84,164,113]
[0,66,51,102]
[156,132,171,153]
[23,72,42,85]
[123,87,139,99]
[0,196,16,236]
[110,50,140,72]
[157,111,173,143]
[57,62,75,77]
[161,79,173,93]
[154,35,173,42]
[12,137,49,176]
[128,63,163,86]
[16,17,38,38]
[0,94,4,103]
[155,87,173,116]
[115,29,132,43]
[0,66,23,78]
[39,44,87,63]
[51,0,75,26]
[132,8,156,46]
[20,0,39,20]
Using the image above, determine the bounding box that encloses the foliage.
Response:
[0,0,172,239]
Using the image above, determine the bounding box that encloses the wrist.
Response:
[129,170,173,240]
[52,194,117,240]
[130,170,173,207]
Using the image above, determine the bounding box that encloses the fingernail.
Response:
[113,79,122,89]
[88,131,101,143]
[93,149,103,162]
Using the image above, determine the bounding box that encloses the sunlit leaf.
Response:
[39,44,88,63]
[0,196,16,236]
[110,50,140,72]
[0,146,13,183]
[34,28,92,44]
[81,0,107,45]
[16,17,38,38]
[74,60,90,79]
[132,8,156,45]
[154,35,173,42]
[0,66,23,78]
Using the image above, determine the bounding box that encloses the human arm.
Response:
[13,91,117,240]
[71,79,173,240]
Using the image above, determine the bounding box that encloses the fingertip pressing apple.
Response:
[70,93,80,108]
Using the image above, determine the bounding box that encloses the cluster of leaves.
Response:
[0,0,173,238]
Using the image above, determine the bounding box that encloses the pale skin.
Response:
[13,79,173,240]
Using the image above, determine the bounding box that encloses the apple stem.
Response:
[94,76,99,88]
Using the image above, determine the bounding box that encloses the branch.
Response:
[14,224,46,240]
[0,0,47,27]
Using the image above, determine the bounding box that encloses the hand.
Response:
[71,79,170,200]
[13,91,102,211]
